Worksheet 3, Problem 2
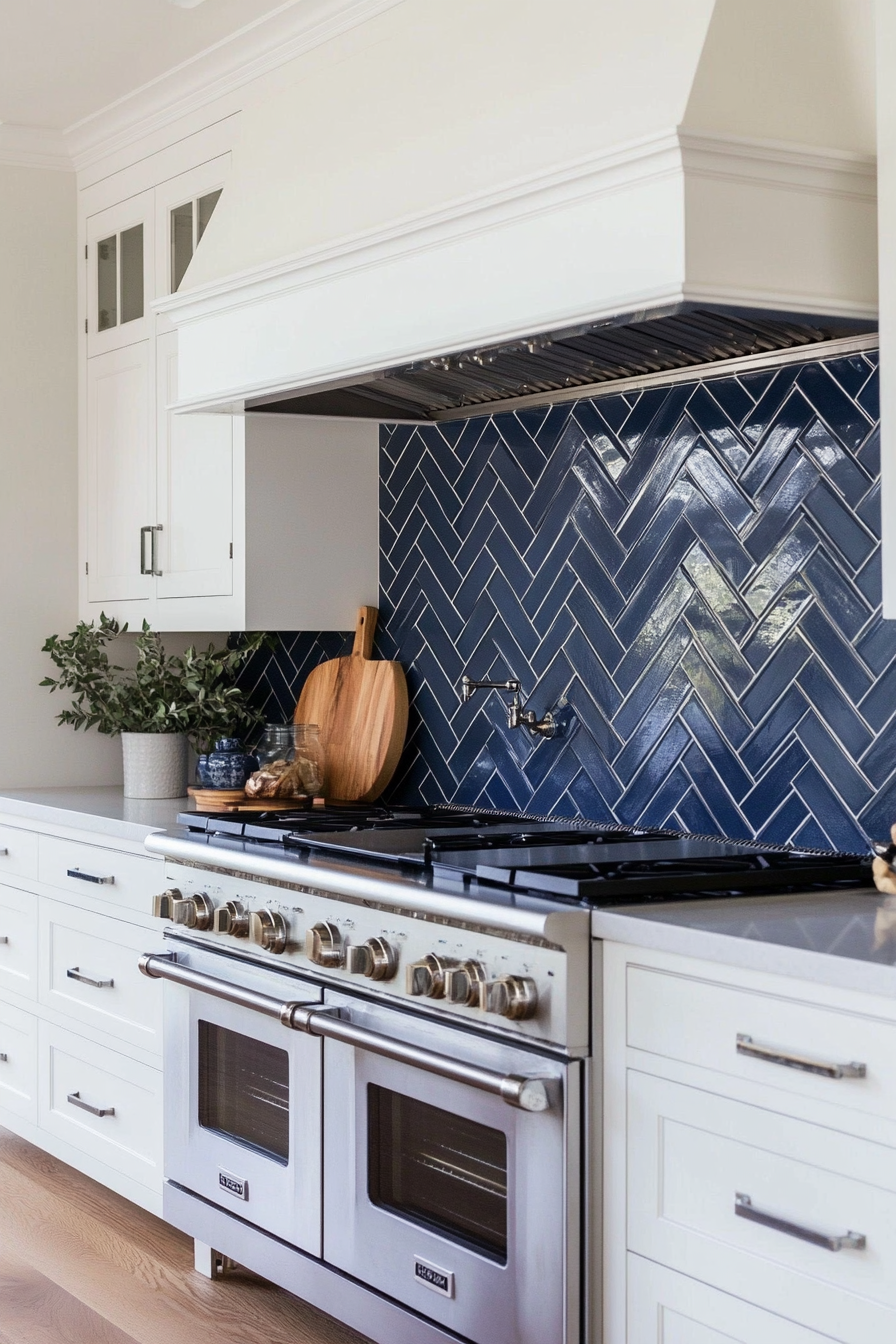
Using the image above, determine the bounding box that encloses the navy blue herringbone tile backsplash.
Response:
[238,350,896,851]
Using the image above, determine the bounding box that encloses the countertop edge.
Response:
[591,908,896,998]
[0,788,190,845]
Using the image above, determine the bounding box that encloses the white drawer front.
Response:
[39,834,160,917]
[0,883,38,1001]
[40,899,162,1055]
[0,824,39,883]
[0,999,37,1122]
[39,1022,161,1189]
[628,1070,896,1344]
[627,963,896,1124]
[627,1255,843,1344]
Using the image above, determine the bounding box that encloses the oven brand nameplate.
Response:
[414,1257,454,1297]
[218,1169,249,1201]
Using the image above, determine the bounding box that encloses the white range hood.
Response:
[154,0,877,418]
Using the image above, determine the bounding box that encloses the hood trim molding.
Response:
[157,130,875,326]
[162,128,877,416]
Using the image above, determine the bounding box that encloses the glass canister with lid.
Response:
[246,723,325,798]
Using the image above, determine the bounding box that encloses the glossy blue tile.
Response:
[740,630,813,723]
[796,363,873,452]
[824,355,874,400]
[795,713,872,812]
[245,349,895,845]
[803,480,876,570]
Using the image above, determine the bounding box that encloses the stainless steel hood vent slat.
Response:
[248,304,874,423]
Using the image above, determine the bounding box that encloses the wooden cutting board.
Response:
[294,606,408,802]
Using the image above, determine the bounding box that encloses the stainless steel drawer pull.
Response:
[67,967,114,989]
[736,1034,866,1079]
[67,1091,115,1119]
[0,1053,7,1062]
[0,936,7,945]
[735,1194,865,1251]
[0,848,9,856]
[139,952,550,1112]
[66,868,114,885]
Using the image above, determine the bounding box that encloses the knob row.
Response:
[406,953,538,1021]
[151,896,537,1017]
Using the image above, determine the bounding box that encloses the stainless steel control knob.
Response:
[170,891,215,931]
[249,908,289,954]
[213,900,250,938]
[304,921,343,968]
[152,888,181,920]
[406,953,458,998]
[345,937,398,981]
[445,959,486,1007]
[479,975,539,1020]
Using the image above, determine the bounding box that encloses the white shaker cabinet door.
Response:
[86,342,155,606]
[155,330,233,601]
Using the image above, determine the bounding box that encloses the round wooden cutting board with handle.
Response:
[294,606,408,802]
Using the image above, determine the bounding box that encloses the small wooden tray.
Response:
[188,788,316,812]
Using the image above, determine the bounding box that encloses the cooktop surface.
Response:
[178,804,874,904]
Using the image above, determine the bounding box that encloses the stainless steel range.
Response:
[141,805,873,1344]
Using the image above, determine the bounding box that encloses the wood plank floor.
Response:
[0,1128,371,1344]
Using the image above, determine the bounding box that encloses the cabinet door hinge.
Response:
[85,562,89,575]
[84,318,88,334]
[84,245,88,260]
[229,542,233,559]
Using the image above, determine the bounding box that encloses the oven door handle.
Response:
[139,952,550,1112]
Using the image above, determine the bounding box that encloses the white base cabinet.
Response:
[604,942,896,1344]
[0,812,164,1215]
[627,1256,837,1344]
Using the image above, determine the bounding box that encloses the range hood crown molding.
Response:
[163,126,877,420]
[153,127,687,324]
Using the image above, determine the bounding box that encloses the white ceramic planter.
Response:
[121,732,188,799]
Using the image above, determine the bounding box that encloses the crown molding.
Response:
[156,127,878,328]
[154,129,684,322]
[64,0,404,174]
[0,123,71,171]
[680,129,877,200]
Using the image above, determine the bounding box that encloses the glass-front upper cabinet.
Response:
[86,190,155,357]
[154,154,230,330]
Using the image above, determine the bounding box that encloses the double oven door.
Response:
[164,947,323,1252]
[323,990,579,1344]
[159,943,580,1344]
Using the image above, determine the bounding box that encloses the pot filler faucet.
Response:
[460,675,559,738]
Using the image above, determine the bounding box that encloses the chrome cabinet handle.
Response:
[67,1090,115,1119]
[0,848,9,856]
[735,1193,865,1251]
[736,1034,866,1079]
[140,525,153,575]
[150,523,163,577]
[67,967,114,989]
[66,868,114,886]
[139,953,550,1112]
[0,936,7,945]
[0,1053,7,1062]
[141,524,163,577]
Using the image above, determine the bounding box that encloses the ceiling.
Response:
[0,0,296,130]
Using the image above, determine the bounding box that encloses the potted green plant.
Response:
[41,616,270,798]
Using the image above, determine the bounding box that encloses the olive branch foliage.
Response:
[41,616,272,752]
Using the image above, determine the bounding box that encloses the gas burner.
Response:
[175,805,873,904]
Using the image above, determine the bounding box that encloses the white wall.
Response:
[683,0,876,150]
[0,163,122,786]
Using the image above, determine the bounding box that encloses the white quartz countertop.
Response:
[592,888,896,997]
[0,786,193,844]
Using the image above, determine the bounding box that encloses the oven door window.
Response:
[198,1021,290,1164]
[368,1084,508,1262]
